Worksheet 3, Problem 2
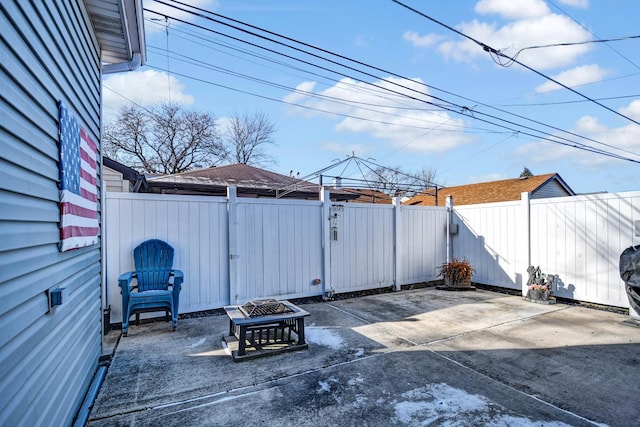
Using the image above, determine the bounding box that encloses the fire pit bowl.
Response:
[223,300,310,361]
[239,299,294,318]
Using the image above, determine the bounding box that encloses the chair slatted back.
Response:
[133,239,175,291]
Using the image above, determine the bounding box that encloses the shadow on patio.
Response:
[88,288,640,427]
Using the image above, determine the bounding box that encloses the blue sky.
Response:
[103,0,640,194]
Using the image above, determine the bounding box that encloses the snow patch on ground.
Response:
[305,326,344,350]
[189,338,206,348]
[393,383,575,426]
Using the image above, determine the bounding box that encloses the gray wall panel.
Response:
[0,1,103,426]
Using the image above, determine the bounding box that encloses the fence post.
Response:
[520,191,531,296]
[227,186,239,305]
[321,189,331,299]
[393,197,402,291]
[446,195,454,264]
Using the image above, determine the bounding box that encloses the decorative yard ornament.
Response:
[619,245,640,318]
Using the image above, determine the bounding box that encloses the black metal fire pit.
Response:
[223,300,310,362]
[239,299,294,318]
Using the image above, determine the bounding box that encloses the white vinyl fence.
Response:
[104,190,447,323]
[104,189,640,324]
[452,191,640,309]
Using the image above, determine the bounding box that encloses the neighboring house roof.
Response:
[103,157,148,192]
[407,173,575,206]
[342,189,394,204]
[86,0,146,71]
[148,164,360,201]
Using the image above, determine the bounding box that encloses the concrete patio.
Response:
[88,288,640,426]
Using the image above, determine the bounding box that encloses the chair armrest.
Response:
[118,272,136,297]
[171,270,184,292]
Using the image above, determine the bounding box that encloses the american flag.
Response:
[58,101,99,251]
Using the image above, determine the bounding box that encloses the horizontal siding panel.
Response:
[0,90,58,158]
[0,279,100,425]
[0,28,54,124]
[0,159,58,202]
[1,1,102,426]
[0,246,99,315]
[0,189,58,222]
[0,221,60,251]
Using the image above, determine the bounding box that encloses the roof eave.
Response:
[86,0,146,74]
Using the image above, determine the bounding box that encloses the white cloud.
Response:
[403,31,442,48]
[144,0,218,34]
[354,35,373,47]
[283,81,317,105]
[619,100,640,120]
[535,64,612,93]
[407,3,592,71]
[558,0,589,8]
[467,172,509,184]
[102,70,194,115]
[475,0,550,20]
[283,77,474,154]
[513,101,640,168]
[321,142,372,157]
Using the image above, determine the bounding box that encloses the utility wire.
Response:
[511,35,640,63]
[144,2,640,163]
[146,45,488,134]
[146,18,435,114]
[391,0,640,128]
[149,1,640,161]
[548,0,640,72]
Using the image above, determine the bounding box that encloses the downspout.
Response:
[72,361,109,427]
[102,52,142,74]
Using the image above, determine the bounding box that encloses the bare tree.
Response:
[365,165,439,198]
[413,166,440,192]
[103,103,227,174]
[224,111,276,166]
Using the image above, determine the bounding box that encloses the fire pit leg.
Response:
[295,317,306,345]
[237,325,248,356]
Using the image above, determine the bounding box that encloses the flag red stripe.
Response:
[80,128,97,153]
[80,146,97,169]
[60,225,100,239]
[60,201,97,218]
[80,188,98,202]
[80,168,97,186]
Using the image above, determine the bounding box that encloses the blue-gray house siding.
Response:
[1,1,102,425]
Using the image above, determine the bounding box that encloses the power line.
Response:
[146,45,491,134]
[499,94,640,108]
[391,0,640,128]
[143,1,640,163]
[150,1,640,160]
[548,0,640,72]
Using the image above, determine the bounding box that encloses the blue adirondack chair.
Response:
[118,239,184,336]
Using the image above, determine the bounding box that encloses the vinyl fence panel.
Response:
[453,201,524,290]
[397,206,448,285]
[328,204,395,293]
[105,193,229,323]
[234,198,324,303]
[529,192,640,307]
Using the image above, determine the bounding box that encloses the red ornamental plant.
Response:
[438,257,475,286]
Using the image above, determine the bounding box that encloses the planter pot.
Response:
[452,279,472,288]
[529,289,542,300]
